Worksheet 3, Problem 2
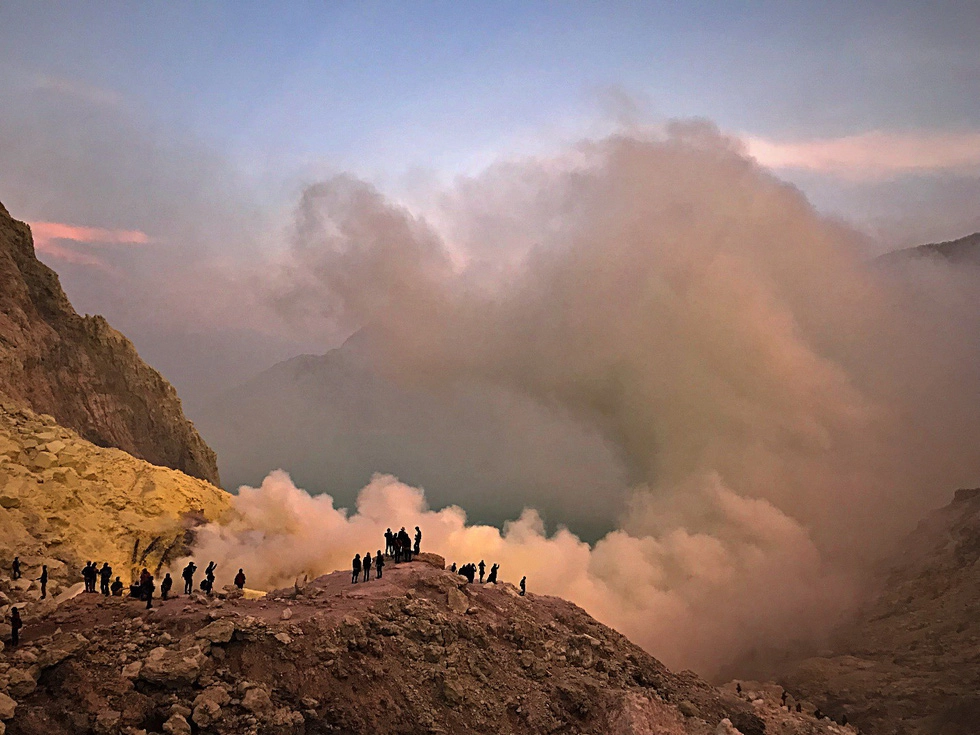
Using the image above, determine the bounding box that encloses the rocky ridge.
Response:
[1,554,852,735]
[0,398,230,625]
[0,200,219,484]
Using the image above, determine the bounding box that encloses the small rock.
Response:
[242,687,273,714]
[678,700,699,718]
[0,693,16,720]
[162,713,191,735]
[196,618,236,644]
[716,718,743,735]
[280,608,293,620]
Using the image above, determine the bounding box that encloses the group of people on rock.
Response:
[81,560,122,597]
[734,683,850,728]
[352,526,422,583]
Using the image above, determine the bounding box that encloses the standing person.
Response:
[205,562,216,595]
[160,573,173,600]
[81,562,92,593]
[142,573,155,610]
[398,528,412,562]
[450,562,457,573]
[11,556,20,580]
[111,576,124,596]
[519,576,526,596]
[487,563,498,584]
[414,526,422,555]
[375,551,384,579]
[393,535,402,564]
[39,564,48,599]
[363,552,372,582]
[478,560,486,584]
[385,528,394,557]
[10,607,22,646]
[139,568,151,599]
[182,561,197,595]
[352,554,361,584]
[234,569,246,589]
[99,562,112,596]
[86,561,97,593]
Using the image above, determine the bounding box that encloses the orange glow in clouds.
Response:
[29,221,150,269]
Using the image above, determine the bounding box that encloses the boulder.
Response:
[6,668,36,697]
[0,693,16,720]
[192,698,222,728]
[162,713,191,735]
[716,719,742,735]
[195,618,236,644]
[139,646,206,686]
[447,587,469,614]
[242,686,273,714]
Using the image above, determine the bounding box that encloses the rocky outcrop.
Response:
[0,399,230,616]
[780,488,980,734]
[1,558,849,735]
[0,200,219,484]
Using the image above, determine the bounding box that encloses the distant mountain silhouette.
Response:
[877,231,980,267]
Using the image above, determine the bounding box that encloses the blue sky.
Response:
[4,1,979,180]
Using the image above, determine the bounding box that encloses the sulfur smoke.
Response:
[190,121,980,675]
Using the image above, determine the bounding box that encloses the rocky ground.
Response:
[0,553,853,735]
[0,199,219,484]
[0,398,230,624]
[774,488,980,735]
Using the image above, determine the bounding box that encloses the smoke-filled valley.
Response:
[188,123,980,677]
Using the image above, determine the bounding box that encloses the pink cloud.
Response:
[745,130,980,179]
[29,221,150,271]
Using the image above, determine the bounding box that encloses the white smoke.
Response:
[191,121,980,676]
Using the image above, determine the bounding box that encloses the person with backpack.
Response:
[234,568,246,589]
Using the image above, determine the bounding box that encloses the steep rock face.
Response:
[1,556,849,735]
[0,399,230,607]
[0,200,219,484]
[782,488,980,734]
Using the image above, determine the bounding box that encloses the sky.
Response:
[1,1,979,393]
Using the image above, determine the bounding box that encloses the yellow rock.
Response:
[0,401,231,583]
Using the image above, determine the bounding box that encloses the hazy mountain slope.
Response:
[877,231,980,267]
[1,553,852,735]
[0,199,219,484]
[196,334,629,539]
[780,487,980,735]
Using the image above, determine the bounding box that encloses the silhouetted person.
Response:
[182,561,197,594]
[519,576,526,596]
[841,714,848,726]
[234,569,246,589]
[39,564,48,599]
[205,561,217,595]
[100,562,112,596]
[111,576,123,596]
[385,528,394,556]
[139,568,151,599]
[795,702,801,713]
[398,528,412,562]
[363,552,372,582]
[161,573,173,600]
[450,562,457,573]
[414,526,422,555]
[781,690,787,708]
[82,561,94,593]
[463,563,476,584]
[11,556,20,580]
[10,607,22,646]
[814,708,823,720]
[487,563,498,584]
[375,551,384,579]
[478,560,486,583]
[142,573,155,609]
[736,682,741,696]
[352,554,361,583]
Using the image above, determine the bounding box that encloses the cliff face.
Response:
[0,200,219,484]
[781,488,980,735]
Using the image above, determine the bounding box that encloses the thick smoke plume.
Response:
[192,121,980,675]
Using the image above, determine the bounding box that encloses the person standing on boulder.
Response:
[234,569,246,589]
[352,554,361,583]
[9,607,22,646]
[363,551,372,582]
[478,560,486,584]
[385,528,394,557]
[100,562,112,596]
[414,526,422,555]
[204,561,217,595]
[182,561,197,594]
[11,556,20,580]
[487,563,498,584]
[161,573,173,600]
[375,550,384,579]
[39,564,48,599]
[142,573,155,610]
[520,576,526,596]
